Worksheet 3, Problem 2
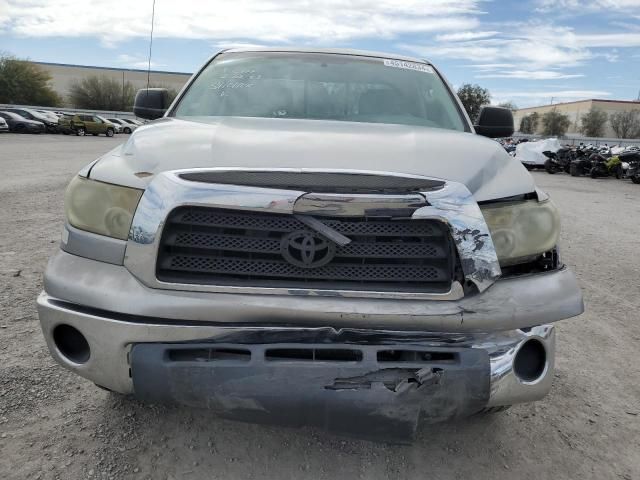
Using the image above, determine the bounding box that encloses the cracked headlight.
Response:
[64,176,143,240]
[480,199,560,266]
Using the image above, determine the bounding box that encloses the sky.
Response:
[1,0,639,107]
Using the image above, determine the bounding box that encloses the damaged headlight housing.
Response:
[64,176,143,240]
[480,199,560,266]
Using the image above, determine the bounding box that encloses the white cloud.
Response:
[476,70,584,80]
[1,0,483,43]
[401,21,640,81]
[536,0,640,12]
[116,53,166,69]
[211,41,268,51]
[435,31,499,42]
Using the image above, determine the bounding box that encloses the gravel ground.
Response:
[0,134,638,480]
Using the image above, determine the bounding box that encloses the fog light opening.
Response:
[513,339,546,383]
[53,324,90,364]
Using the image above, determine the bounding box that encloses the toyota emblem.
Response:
[280,230,336,268]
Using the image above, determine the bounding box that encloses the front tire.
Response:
[544,160,556,174]
[614,166,623,179]
[124,127,131,134]
[76,127,86,136]
[632,176,640,184]
[570,164,579,176]
[106,128,114,137]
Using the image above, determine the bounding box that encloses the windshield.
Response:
[173,52,467,131]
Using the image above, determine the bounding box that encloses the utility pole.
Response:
[122,71,125,111]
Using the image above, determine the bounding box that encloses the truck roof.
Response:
[221,46,431,65]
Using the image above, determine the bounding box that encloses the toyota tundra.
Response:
[37,48,584,441]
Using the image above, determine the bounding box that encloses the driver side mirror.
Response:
[474,106,514,138]
[134,88,169,120]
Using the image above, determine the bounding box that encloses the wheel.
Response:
[544,160,556,174]
[614,166,623,179]
[76,127,85,136]
[124,127,131,134]
[106,128,114,137]
[570,164,579,176]
[632,176,640,184]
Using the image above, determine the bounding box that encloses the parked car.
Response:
[95,115,121,133]
[0,116,8,133]
[0,111,46,133]
[57,114,115,137]
[4,107,58,132]
[124,118,144,126]
[36,109,62,122]
[37,48,583,442]
[106,118,136,134]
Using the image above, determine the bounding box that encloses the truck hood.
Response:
[89,116,534,202]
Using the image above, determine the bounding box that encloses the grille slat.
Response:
[157,207,455,293]
[174,210,443,237]
[170,231,446,259]
[163,255,447,282]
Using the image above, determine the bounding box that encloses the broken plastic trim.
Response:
[325,367,443,393]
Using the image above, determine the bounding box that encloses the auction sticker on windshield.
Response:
[383,59,434,74]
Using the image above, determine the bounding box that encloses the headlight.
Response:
[480,199,560,266]
[64,176,143,240]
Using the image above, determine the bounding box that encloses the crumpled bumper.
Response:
[38,290,556,441]
[37,249,578,440]
[42,250,583,333]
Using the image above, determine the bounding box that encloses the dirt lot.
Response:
[0,134,638,480]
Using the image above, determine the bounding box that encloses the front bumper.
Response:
[36,250,581,437]
[38,292,555,439]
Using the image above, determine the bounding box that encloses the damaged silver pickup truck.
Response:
[38,48,583,441]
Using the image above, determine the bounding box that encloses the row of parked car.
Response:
[0,106,143,136]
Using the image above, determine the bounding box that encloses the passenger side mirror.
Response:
[134,88,169,120]
[474,106,514,138]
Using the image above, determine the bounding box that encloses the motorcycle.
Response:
[589,153,623,179]
[543,147,572,174]
[620,150,640,184]
[569,145,598,176]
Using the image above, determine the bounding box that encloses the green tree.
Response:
[579,107,608,137]
[0,54,61,106]
[609,110,640,139]
[456,83,491,122]
[519,112,540,134]
[542,109,571,137]
[69,75,136,111]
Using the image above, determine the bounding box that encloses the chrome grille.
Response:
[157,207,456,293]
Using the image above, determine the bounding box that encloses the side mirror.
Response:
[474,106,514,138]
[133,88,169,120]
